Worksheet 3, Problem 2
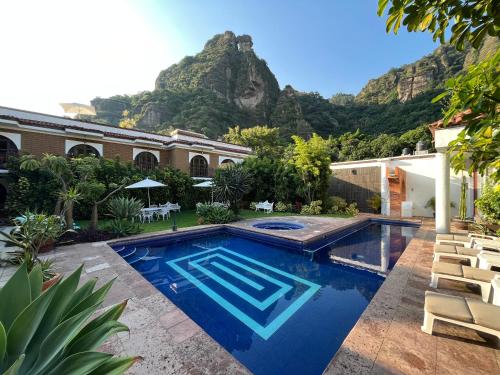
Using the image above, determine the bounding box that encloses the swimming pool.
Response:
[112,220,418,375]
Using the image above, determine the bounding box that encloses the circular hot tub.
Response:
[252,221,304,230]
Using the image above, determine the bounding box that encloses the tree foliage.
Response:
[289,134,332,204]
[433,50,499,180]
[223,125,283,157]
[378,0,499,50]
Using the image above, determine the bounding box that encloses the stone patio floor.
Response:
[0,218,498,374]
[325,218,500,374]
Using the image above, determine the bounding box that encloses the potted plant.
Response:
[425,197,456,218]
[453,175,471,230]
[0,212,69,282]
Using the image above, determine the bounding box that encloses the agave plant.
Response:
[107,197,144,221]
[0,262,138,374]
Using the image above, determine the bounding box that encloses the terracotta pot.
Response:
[42,273,61,291]
[452,219,470,230]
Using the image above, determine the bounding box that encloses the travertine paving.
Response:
[227,215,365,243]
[324,219,500,375]
[45,240,250,375]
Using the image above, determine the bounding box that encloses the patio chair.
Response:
[158,207,170,220]
[141,211,154,223]
[430,261,500,302]
[165,202,181,212]
[421,288,500,339]
[255,200,274,213]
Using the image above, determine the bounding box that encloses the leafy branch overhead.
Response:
[378,0,500,50]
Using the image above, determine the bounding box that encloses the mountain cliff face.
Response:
[155,31,280,122]
[356,36,498,104]
[90,32,498,140]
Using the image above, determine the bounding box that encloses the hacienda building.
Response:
[0,106,252,207]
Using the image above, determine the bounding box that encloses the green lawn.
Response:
[79,209,351,234]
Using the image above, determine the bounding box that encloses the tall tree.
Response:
[223,125,283,157]
[289,134,332,204]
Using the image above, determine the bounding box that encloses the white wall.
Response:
[330,154,474,218]
[389,156,473,218]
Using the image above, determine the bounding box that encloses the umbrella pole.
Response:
[148,188,151,207]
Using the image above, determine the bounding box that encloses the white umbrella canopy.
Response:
[193,180,213,188]
[193,179,214,202]
[126,177,166,207]
[60,103,96,116]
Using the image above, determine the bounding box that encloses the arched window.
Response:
[0,136,18,168]
[135,151,158,172]
[219,159,235,168]
[67,144,100,158]
[190,155,208,177]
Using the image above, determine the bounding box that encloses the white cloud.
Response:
[0,0,182,116]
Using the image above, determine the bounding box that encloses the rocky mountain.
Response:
[90,32,498,140]
[355,36,498,104]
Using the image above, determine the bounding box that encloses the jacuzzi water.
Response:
[252,221,304,230]
[113,221,418,375]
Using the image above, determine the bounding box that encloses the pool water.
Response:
[113,222,417,375]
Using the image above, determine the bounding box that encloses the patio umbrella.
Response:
[125,177,166,207]
[60,103,96,116]
[193,180,214,202]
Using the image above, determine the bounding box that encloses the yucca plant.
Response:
[0,262,138,374]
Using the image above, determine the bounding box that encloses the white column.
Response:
[380,162,390,215]
[435,152,451,233]
[380,224,390,273]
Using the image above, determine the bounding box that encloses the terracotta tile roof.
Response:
[0,106,252,155]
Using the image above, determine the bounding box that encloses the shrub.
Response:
[108,196,144,220]
[196,203,236,224]
[107,219,142,238]
[0,262,138,374]
[300,200,323,215]
[475,183,500,225]
[366,193,382,213]
[213,164,253,214]
[326,196,347,213]
[275,201,289,212]
[345,203,359,216]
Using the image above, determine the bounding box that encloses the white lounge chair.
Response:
[422,283,500,339]
[430,261,500,302]
[433,244,499,267]
[255,200,274,213]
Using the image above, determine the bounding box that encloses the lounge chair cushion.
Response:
[462,267,499,282]
[434,244,459,254]
[436,234,470,243]
[424,291,473,323]
[466,298,500,331]
[432,262,463,277]
[456,248,480,256]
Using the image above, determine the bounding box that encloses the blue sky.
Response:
[141,0,440,95]
[0,0,441,115]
